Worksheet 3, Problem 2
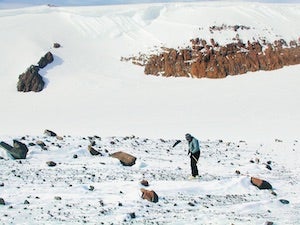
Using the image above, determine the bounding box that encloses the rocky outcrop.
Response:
[132,38,300,79]
[17,65,45,92]
[17,51,54,92]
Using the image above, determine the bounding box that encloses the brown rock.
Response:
[140,188,158,203]
[110,151,136,166]
[250,177,273,190]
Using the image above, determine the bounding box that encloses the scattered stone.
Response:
[140,188,158,203]
[54,196,62,200]
[128,212,136,219]
[250,177,272,190]
[53,43,61,48]
[110,151,137,166]
[46,161,57,167]
[235,170,241,175]
[140,180,149,187]
[88,186,95,191]
[0,198,5,205]
[24,200,30,204]
[44,129,57,137]
[271,191,277,196]
[279,199,289,204]
[265,222,273,225]
[73,154,78,159]
[36,140,47,150]
[188,202,196,207]
[172,140,181,148]
[56,136,63,141]
[88,145,101,156]
[0,183,4,187]
[266,165,272,170]
[17,65,44,92]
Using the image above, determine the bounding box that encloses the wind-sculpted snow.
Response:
[0,134,299,224]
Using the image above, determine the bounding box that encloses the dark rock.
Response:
[140,180,149,187]
[88,185,95,191]
[73,154,78,159]
[0,183,4,187]
[44,129,57,137]
[54,196,62,200]
[46,161,57,167]
[0,140,28,159]
[172,140,181,148]
[110,151,136,166]
[266,165,272,170]
[17,65,44,92]
[24,200,30,204]
[129,212,136,219]
[53,43,61,48]
[38,51,54,69]
[0,198,5,205]
[265,222,274,225]
[279,199,289,204]
[88,145,101,156]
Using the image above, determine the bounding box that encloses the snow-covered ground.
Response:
[0,134,299,224]
[0,1,299,224]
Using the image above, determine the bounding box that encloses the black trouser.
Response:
[190,151,200,176]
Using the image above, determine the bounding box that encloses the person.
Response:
[185,133,200,179]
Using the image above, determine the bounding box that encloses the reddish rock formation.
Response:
[140,38,300,79]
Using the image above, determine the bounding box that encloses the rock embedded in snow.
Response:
[140,188,159,203]
[37,51,54,69]
[46,161,57,167]
[250,177,273,190]
[53,43,61,48]
[140,179,149,187]
[44,129,57,137]
[88,145,101,156]
[0,198,5,205]
[110,151,136,166]
[17,65,44,92]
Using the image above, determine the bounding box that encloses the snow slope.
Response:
[0,1,300,141]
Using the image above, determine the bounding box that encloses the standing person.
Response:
[185,133,200,179]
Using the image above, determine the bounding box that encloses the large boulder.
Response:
[0,140,28,159]
[110,151,136,166]
[17,65,45,92]
[38,51,54,69]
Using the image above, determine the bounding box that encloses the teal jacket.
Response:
[188,137,200,154]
